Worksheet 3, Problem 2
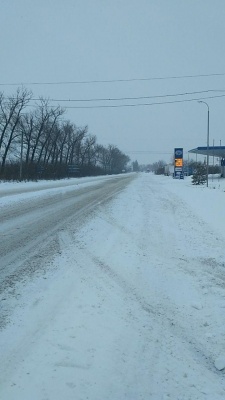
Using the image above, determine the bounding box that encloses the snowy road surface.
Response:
[0,174,134,290]
[0,173,225,399]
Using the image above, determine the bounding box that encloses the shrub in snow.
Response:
[192,163,207,185]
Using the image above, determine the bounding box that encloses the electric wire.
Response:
[0,72,225,86]
[43,93,225,109]
[28,89,225,103]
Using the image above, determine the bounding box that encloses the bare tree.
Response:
[67,126,87,165]
[0,88,32,171]
[96,144,129,174]
[107,145,130,174]
[0,87,131,180]
[95,144,111,173]
[19,112,35,164]
[79,135,97,166]
[37,107,65,165]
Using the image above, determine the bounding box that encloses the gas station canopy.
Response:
[188,146,225,158]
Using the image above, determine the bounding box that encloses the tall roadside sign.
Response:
[174,148,184,179]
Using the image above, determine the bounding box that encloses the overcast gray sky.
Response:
[1,0,225,164]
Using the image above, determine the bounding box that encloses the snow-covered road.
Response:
[0,173,225,399]
[0,174,134,293]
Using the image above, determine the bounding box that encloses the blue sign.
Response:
[174,148,184,179]
[174,148,183,158]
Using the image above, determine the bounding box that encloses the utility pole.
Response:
[198,101,209,187]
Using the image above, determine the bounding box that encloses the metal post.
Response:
[198,101,209,187]
[187,151,189,176]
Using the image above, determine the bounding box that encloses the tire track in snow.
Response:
[72,234,225,398]
[90,254,220,375]
[75,175,225,390]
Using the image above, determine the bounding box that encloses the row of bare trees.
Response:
[0,88,130,180]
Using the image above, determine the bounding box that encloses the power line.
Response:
[6,89,225,104]
[47,94,225,109]
[29,89,225,103]
[4,89,225,110]
[1,72,225,86]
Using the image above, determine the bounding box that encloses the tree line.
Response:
[0,88,130,180]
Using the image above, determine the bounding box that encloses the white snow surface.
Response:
[1,173,225,399]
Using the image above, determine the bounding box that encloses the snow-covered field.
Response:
[0,173,225,399]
